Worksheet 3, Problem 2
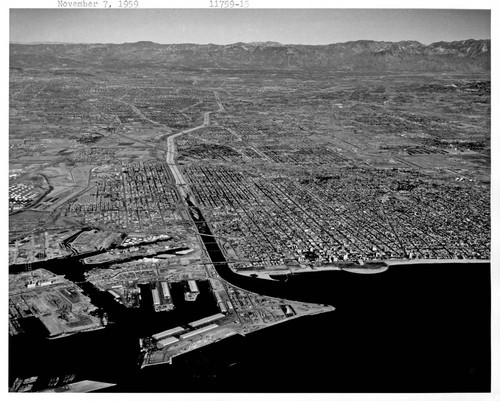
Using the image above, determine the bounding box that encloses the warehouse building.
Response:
[157,337,179,348]
[151,288,160,306]
[152,326,186,341]
[160,281,171,299]
[180,324,218,340]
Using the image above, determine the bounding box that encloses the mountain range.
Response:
[10,39,490,72]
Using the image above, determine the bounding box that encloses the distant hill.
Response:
[9,39,490,72]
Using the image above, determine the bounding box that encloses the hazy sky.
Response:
[10,9,490,45]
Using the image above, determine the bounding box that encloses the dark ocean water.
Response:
[135,262,490,393]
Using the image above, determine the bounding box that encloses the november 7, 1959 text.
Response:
[58,1,139,8]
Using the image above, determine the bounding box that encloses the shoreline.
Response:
[384,258,490,266]
[230,258,490,281]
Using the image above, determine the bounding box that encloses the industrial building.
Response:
[211,287,228,313]
[151,288,160,306]
[160,281,171,299]
[187,280,199,293]
[189,313,225,328]
[180,323,218,340]
[218,302,228,313]
[157,336,179,348]
[185,279,200,301]
[212,289,223,303]
[150,282,175,312]
[152,326,186,341]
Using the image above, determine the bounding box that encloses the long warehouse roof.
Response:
[180,324,219,340]
[152,326,185,340]
[160,281,171,297]
[188,280,199,292]
[157,337,179,348]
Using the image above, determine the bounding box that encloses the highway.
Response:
[166,91,224,192]
[166,122,205,195]
[214,90,225,112]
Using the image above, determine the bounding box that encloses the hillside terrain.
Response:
[10,39,490,72]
